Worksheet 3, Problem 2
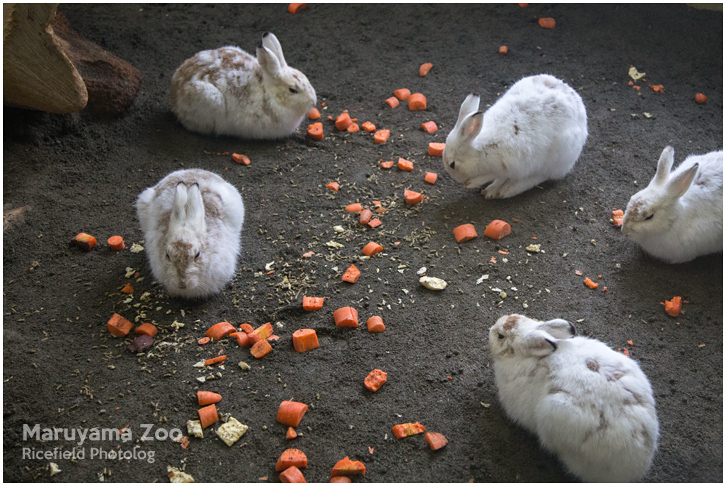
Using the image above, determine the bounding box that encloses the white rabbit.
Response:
[489,314,659,483]
[443,74,588,198]
[136,169,244,299]
[170,32,316,139]
[622,146,723,263]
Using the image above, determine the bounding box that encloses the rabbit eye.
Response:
[289,87,298,94]
[497,333,505,340]
[449,161,456,169]
[644,213,654,221]
[166,253,170,260]
[195,251,201,259]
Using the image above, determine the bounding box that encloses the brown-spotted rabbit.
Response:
[171,32,316,139]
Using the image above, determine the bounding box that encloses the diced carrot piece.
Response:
[302,297,325,312]
[335,112,352,131]
[499,45,508,55]
[307,122,323,140]
[280,465,306,483]
[308,108,321,120]
[107,313,134,337]
[364,369,387,392]
[366,316,386,333]
[421,121,438,133]
[277,401,308,427]
[330,477,352,483]
[538,17,556,28]
[230,331,251,347]
[293,329,319,352]
[72,232,97,251]
[198,336,211,345]
[610,209,624,227]
[392,422,426,439]
[276,449,308,472]
[424,172,438,184]
[408,93,427,111]
[286,427,298,440]
[361,121,376,132]
[248,322,274,345]
[649,85,664,93]
[424,432,449,450]
[663,296,683,317]
[121,282,134,294]
[428,142,445,157]
[134,323,158,337]
[518,2,528,6]
[380,160,394,169]
[198,404,218,429]
[359,209,373,225]
[583,278,599,289]
[204,355,227,366]
[197,391,222,406]
[288,3,307,14]
[206,321,236,340]
[232,153,251,165]
[695,93,707,104]
[250,338,272,358]
[385,97,400,108]
[333,307,358,328]
[108,235,125,251]
[368,218,382,228]
[268,334,280,342]
[397,158,414,171]
[453,223,478,243]
[419,62,433,77]
[362,242,383,257]
[483,220,511,240]
[331,457,366,477]
[342,264,361,283]
[404,189,423,206]
[347,122,360,133]
[393,88,411,101]
[345,203,362,213]
[239,323,255,334]
[373,129,390,144]
[326,182,340,191]
[623,348,630,357]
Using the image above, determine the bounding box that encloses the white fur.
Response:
[170,32,316,139]
[489,314,659,482]
[443,74,588,198]
[622,146,723,263]
[136,169,244,299]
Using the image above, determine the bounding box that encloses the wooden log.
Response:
[3,3,88,113]
[51,12,142,114]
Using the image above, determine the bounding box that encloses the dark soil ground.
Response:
[3,3,723,483]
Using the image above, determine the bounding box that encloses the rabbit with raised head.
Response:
[171,32,316,139]
[489,314,659,483]
[136,169,245,299]
[622,146,723,263]
[443,74,588,199]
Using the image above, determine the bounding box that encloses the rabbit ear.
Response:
[186,183,206,227]
[257,45,282,77]
[261,32,287,68]
[171,183,188,223]
[539,319,576,339]
[521,330,559,357]
[666,163,699,199]
[456,93,480,127]
[654,146,675,184]
[459,111,484,140]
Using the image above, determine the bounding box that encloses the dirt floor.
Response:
[3,3,723,483]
